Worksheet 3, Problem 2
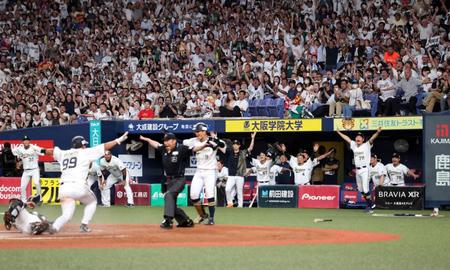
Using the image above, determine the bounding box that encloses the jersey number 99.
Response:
[62,157,78,170]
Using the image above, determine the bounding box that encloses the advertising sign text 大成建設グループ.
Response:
[226,119,322,132]
[124,120,215,134]
[333,116,422,131]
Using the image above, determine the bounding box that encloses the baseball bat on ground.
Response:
[248,186,258,208]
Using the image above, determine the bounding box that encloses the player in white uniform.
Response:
[99,152,134,207]
[3,198,51,235]
[385,153,419,186]
[41,132,128,233]
[12,136,42,203]
[217,160,232,207]
[289,146,334,185]
[337,128,382,212]
[249,152,273,186]
[369,154,389,187]
[183,123,226,225]
[87,162,103,187]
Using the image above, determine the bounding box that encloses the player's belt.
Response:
[258,181,270,184]
[24,168,38,170]
[356,166,367,170]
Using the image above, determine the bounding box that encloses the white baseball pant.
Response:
[190,169,216,200]
[21,168,41,202]
[14,209,42,234]
[101,174,134,206]
[356,167,370,194]
[52,182,97,232]
[225,176,244,207]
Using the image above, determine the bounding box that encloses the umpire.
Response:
[140,133,195,229]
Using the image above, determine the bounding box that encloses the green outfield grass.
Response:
[0,206,449,270]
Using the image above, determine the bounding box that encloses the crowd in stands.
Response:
[0,0,449,130]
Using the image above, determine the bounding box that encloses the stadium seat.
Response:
[257,98,271,117]
[265,98,286,118]
[267,98,278,117]
[249,99,260,117]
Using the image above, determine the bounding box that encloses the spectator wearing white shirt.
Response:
[132,66,151,88]
[343,84,364,119]
[234,90,249,114]
[376,69,399,116]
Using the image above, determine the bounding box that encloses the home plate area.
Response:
[0,224,400,249]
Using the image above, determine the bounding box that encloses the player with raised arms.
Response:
[337,127,382,212]
[40,132,129,233]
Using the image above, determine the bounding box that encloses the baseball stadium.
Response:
[0,0,450,269]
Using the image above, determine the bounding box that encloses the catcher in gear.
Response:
[3,198,51,235]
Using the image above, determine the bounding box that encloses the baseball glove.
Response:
[30,221,50,235]
[3,211,13,230]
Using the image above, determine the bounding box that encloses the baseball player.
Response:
[369,154,389,187]
[87,161,104,204]
[216,160,231,207]
[248,152,274,186]
[99,151,134,207]
[3,198,51,235]
[288,146,334,185]
[87,161,104,187]
[183,123,226,225]
[224,133,255,208]
[336,127,382,212]
[40,132,128,233]
[385,153,419,186]
[12,136,42,204]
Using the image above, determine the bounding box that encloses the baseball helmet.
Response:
[71,136,88,149]
[193,122,208,132]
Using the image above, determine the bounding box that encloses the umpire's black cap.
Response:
[163,133,177,141]
[71,136,88,149]
[193,123,208,132]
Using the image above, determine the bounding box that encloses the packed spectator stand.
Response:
[0,0,449,131]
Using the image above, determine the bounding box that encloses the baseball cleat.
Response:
[80,223,92,233]
[205,217,215,225]
[125,203,135,208]
[226,203,234,208]
[193,214,209,224]
[177,219,194,228]
[160,219,173,229]
[48,226,57,235]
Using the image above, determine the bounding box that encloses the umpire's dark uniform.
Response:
[157,133,194,228]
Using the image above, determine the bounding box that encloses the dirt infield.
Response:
[0,224,399,249]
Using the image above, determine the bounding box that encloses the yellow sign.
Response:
[32,178,61,205]
[32,178,82,205]
[225,119,322,132]
[333,116,422,131]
